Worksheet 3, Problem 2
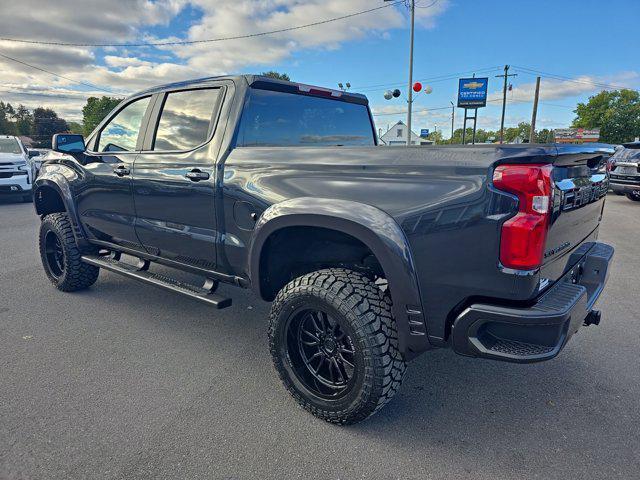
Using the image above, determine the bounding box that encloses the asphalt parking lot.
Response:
[1,194,639,480]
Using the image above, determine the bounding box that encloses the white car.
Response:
[0,135,34,202]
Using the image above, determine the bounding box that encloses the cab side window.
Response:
[97,96,151,152]
[152,88,221,151]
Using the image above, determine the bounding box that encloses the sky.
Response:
[0,0,639,139]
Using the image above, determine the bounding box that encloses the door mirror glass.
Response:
[52,134,86,153]
[28,150,40,158]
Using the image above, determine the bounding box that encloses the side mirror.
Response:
[52,134,86,154]
[28,150,40,158]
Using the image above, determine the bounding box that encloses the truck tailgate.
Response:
[542,146,610,280]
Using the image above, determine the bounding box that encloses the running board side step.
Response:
[81,254,232,309]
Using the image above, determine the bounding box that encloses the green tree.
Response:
[573,89,640,143]
[13,104,33,136]
[82,96,121,136]
[499,122,531,143]
[67,121,84,134]
[32,107,68,148]
[535,128,554,143]
[451,127,497,144]
[427,130,444,144]
[261,71,291,81]
[0,101,17,135]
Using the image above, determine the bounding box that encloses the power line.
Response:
[354,66,502,92]
[0,2,404,48]
[513,65,639,92]
[371,96,576,117]
[0,52,126,96]
[0,88,92,100]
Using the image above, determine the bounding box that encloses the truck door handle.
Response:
[113,164,130,176]
[185,169,210,181]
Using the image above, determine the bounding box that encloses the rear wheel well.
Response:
[34,186,66,216]
[258,226,386,301]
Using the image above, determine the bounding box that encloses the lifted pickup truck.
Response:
[34,75,614,424]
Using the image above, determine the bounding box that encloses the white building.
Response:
[379,121,432,146]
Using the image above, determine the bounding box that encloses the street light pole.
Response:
[406,0,415,146]
[384,0,415,146]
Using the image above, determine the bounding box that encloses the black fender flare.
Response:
[33,173,87,247]
[248,197,430,359]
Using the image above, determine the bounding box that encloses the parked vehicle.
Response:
[0,135,34,202]
[34,75,614,424]
[27,148,52,177]
[609,142,640,201]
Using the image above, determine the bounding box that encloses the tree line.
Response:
[0,96,121,148]
[427,88,640,145]
[428,122,554,145]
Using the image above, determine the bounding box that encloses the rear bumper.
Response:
[610,182,640,194]
[451,242,614,363]
[610,175,640,193]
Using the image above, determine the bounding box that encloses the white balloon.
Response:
[424,85,433,94]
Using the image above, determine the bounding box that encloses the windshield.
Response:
[612,147,640,162]
[0,138,22,154]
[238,88,375,147]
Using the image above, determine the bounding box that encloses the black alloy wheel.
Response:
[44,230,65,279]
[626,191,640,202]
[286,308,357,399]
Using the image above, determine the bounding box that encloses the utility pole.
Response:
[529,76,541,143]
[450,101,455,144]
[496,65,517,143]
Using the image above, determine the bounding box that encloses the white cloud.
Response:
[0,0,451,119]
[488,72,640,103]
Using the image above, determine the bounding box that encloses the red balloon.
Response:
[413,82,422,92]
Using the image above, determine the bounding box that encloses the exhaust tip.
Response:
[583,310,602,327]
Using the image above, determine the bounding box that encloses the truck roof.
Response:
[135,74,369,105]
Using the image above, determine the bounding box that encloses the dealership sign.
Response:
[457,78,489,108]
[554,128,600,143]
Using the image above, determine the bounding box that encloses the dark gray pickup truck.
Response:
[34,75,614,424]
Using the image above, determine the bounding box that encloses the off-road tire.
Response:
[268,268,406,424]
[626,192,640,202]
[39,213,99,291]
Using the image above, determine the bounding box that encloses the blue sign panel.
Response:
[420,129,430,137]
[457,77,488,108]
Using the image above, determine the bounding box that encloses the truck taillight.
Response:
[606,159,615,172]
[493,164,553,270]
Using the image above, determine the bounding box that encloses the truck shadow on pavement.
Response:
[76,268,601,436]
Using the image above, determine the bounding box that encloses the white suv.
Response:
[0,135,34,202]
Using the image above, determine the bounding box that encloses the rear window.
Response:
[237,89,375,147]
[0,138,21,154]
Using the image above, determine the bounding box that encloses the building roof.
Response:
[379,121,422,143]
